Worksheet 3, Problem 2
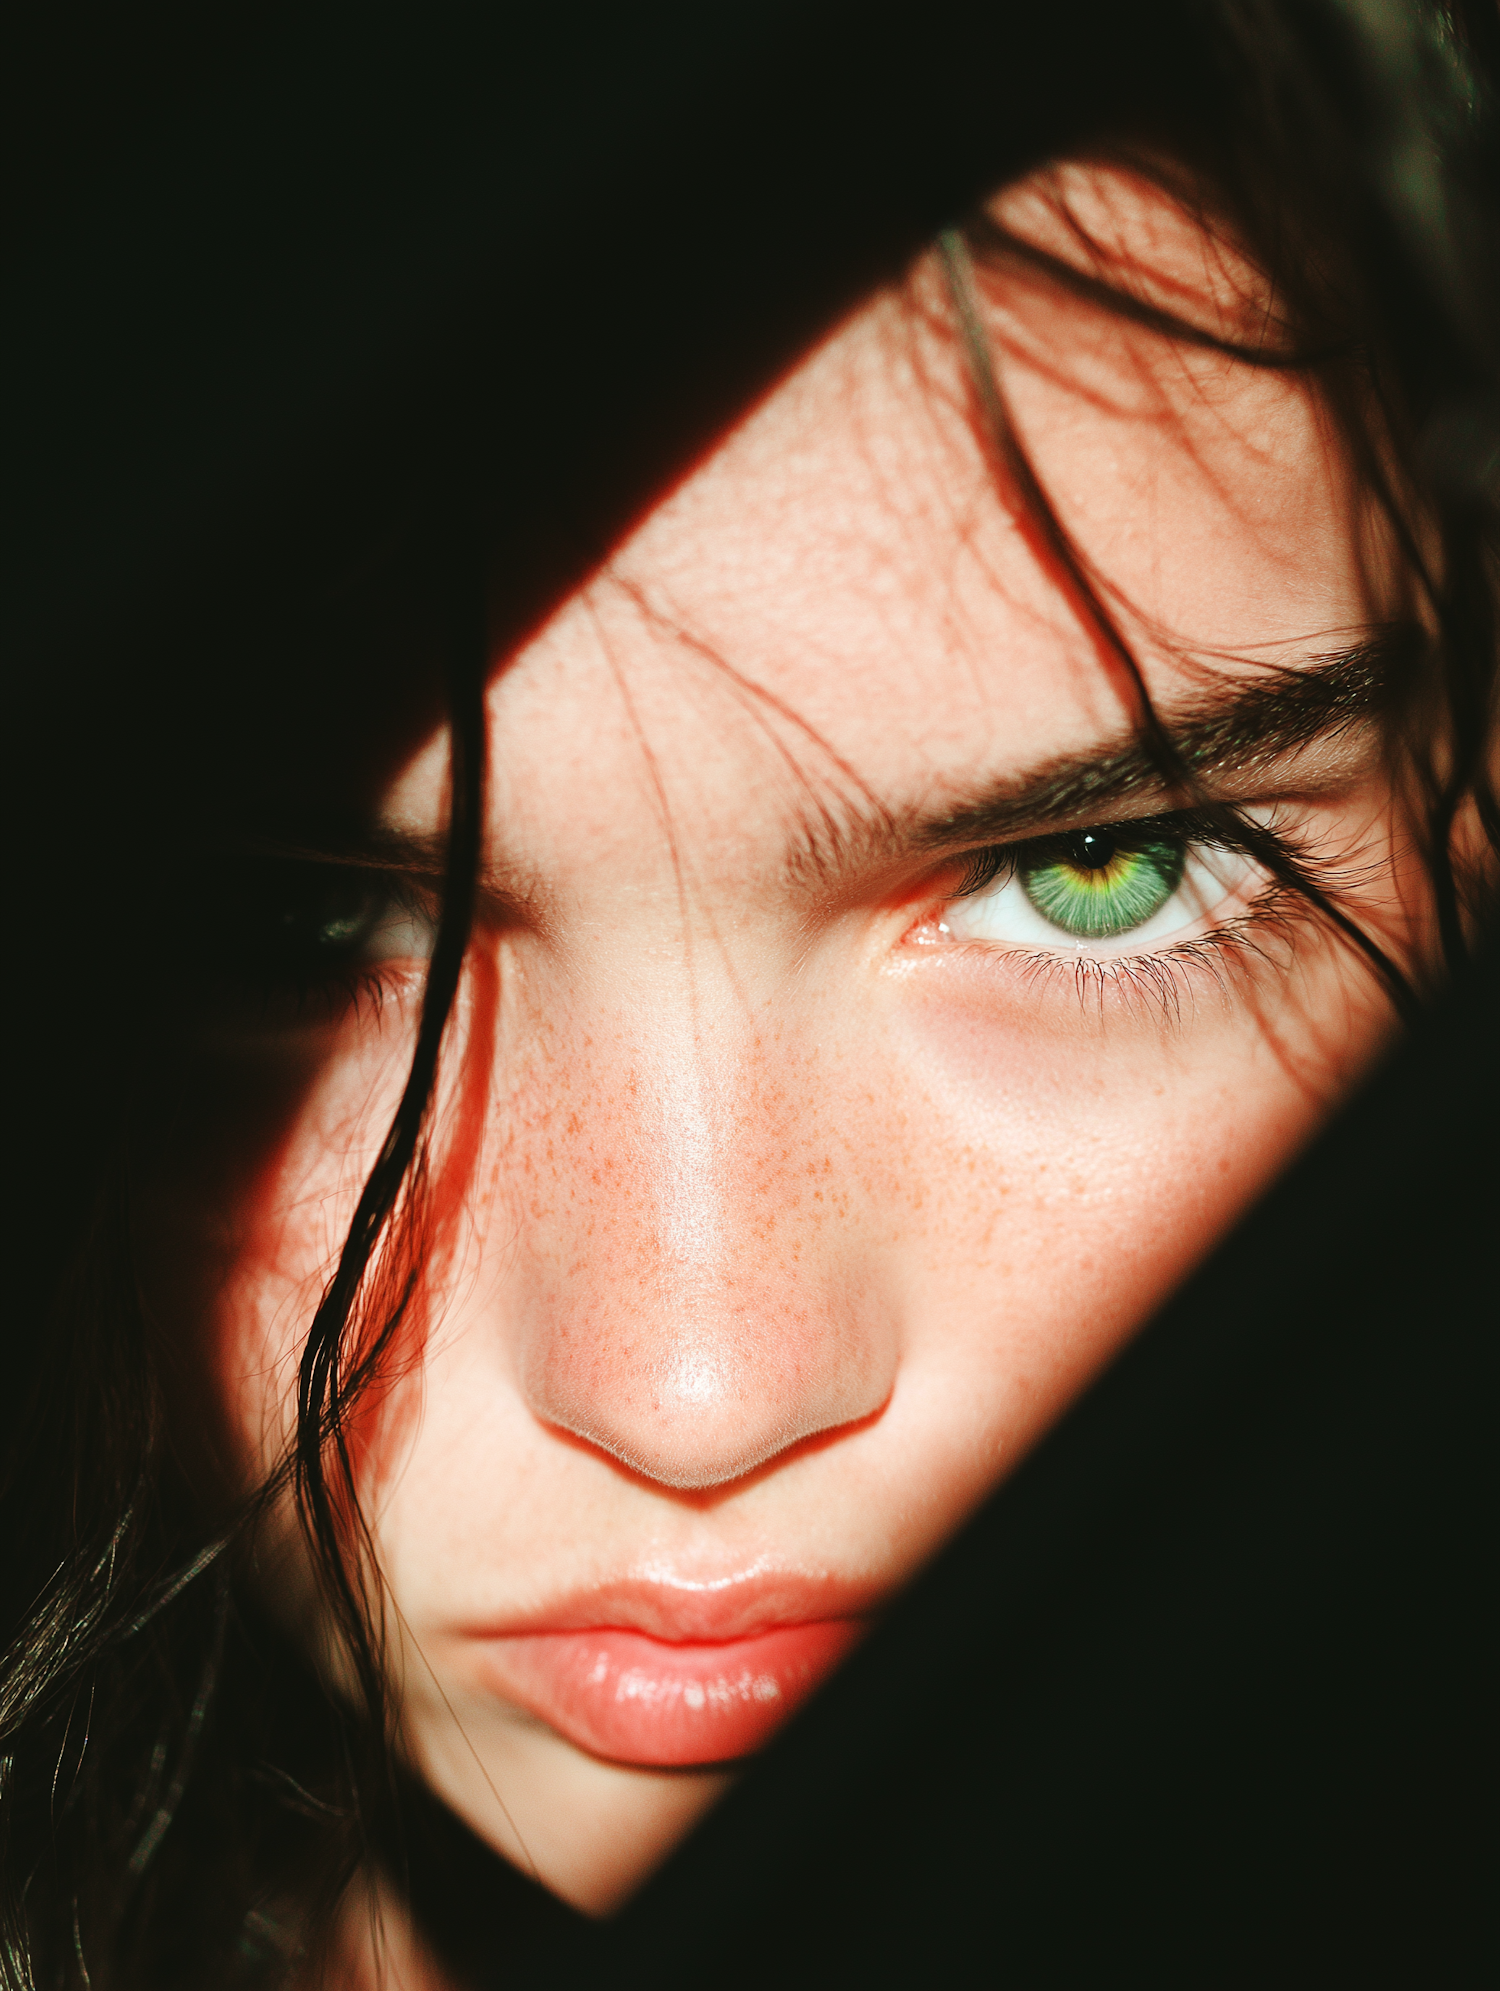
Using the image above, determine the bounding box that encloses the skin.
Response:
[141,163,1426,1960]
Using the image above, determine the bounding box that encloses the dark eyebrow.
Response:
[240,634,1409,907]
[794,635,1410,886]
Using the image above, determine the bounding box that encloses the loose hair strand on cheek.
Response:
[288,529,491,1833]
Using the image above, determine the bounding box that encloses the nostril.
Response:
[532,1397,885,1492]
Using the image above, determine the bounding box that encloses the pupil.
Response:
[1068,828,1116,871]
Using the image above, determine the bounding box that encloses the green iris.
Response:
[1020,828,1185,940]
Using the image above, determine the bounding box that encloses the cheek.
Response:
[136,1012,419,1489]
[881,962,1323,1354]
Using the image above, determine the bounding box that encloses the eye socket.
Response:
[943,820,1252,952]
[201,860,435,1005]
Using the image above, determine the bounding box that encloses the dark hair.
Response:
[4,2,1497,1983]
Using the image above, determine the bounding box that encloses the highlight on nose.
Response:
[518,1298,897,1492]
[508,1013,897,1490]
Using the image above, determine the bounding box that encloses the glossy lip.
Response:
[461,1573,879,1767]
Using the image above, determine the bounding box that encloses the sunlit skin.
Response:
[140,164,1427,1955]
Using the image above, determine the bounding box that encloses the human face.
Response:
[145,165,1422,1915]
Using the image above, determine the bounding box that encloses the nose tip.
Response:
[520,1302,895,1491]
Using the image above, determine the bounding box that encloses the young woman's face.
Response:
[145,168,1420,1914]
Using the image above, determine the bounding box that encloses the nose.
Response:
[510,1030,897,1491]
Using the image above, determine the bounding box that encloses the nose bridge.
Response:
[653,1014,730,1302]
[511,984,896,1491]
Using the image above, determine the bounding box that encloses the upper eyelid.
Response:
[946,806,1273,886]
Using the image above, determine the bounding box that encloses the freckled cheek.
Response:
[460,1040,659,1279]
[881,973,1311,1320]
[446,975,1283,1334]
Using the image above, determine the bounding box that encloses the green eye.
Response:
[1020,828,1185,939]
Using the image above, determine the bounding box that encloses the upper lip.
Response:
[461,1570,885,1644]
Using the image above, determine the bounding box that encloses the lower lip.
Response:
[474,1619,868,1766]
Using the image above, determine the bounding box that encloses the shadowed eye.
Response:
[202,860,435,1006]
[272,873,433,967]
[944,820,1253,951]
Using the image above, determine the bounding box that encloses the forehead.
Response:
[394,168,1377,848]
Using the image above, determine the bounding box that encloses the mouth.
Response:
[463,1577,875,1766]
